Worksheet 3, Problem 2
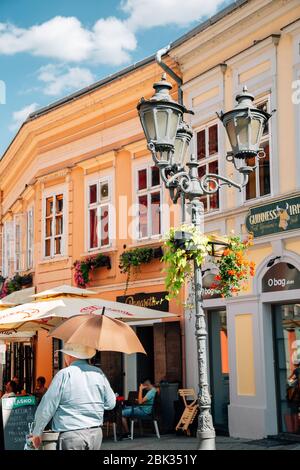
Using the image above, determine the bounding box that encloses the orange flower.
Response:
[223,248,231,256]
[249,261,256,269]
[227,269,236,276]
[214,275,221,281]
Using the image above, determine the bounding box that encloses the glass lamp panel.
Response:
[225,121,237,148]
[209,124,218,155]
[250,118,262,146]
[257,102,269,135]
[168,112,180,141]
[144,111,156,141]
[173,138,184,167]
[197,130,206,160]
[156,110,168,140]
[236,117,249,146]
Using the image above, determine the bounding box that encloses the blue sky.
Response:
[0,0,230,156]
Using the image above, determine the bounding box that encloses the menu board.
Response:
[1,396,36,450]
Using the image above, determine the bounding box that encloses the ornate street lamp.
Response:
[137,74,272,451]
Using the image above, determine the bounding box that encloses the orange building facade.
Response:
[0,58,185,396]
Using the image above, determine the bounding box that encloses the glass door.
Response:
[208,309,229,433]
[273,303,300,434]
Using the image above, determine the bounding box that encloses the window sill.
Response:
[80,246,118,257]
[128,238,163,249]
[39,256,70,265]
[242,193,273,207]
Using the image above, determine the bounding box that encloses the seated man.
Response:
[122,379,157,438]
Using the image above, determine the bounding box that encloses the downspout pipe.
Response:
[156,45,183,105]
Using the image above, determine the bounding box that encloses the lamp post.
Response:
[137,74,271,450]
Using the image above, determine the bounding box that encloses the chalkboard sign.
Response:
[1,396,36,450]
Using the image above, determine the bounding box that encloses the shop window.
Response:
[87,178,111,251]
[245,99,271,201]
[43,191,65,258]
[136,165,161,239]
[197,122,220,212]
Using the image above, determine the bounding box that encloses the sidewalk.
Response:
[102,434,300,451]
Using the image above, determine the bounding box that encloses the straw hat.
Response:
[58,343,96,359]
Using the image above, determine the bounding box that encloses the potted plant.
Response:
[119,247,158,293]
[74,253,111,288]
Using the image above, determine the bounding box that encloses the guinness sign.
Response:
[262,262,300,293]
[246,195,300,238]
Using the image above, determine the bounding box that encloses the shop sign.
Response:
[202,273,221,299]
[245,195,300,238]
[262,262,300,292]
[117,291,169,312]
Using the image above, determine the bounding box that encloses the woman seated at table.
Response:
[122,379,157,438]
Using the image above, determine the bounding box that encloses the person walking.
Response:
[31,343,116,450]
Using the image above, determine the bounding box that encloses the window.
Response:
[87,179,111,250]
[27,207,34,269]
[2,221,14,277]
[245,99,271,201]
[197,122,220,212]
[14,216,22,272]
[136,165,161,239]
[44,192,65,258]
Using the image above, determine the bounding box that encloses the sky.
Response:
[0,0,230,157]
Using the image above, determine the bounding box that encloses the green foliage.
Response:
[162,224,208,300]
[119,247,155,293]
[74,254,111,287]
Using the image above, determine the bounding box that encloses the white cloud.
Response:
[0,15,136,66]
[9,103,39,132]
[0,1,227,66]
[37,64,95,96]
[122,0,226,31]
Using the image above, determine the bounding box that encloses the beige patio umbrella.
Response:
[0,284,176,333]
[49,314,146,355]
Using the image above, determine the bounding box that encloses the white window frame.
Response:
[42,185,67,259]
[85,175,113,253]
[14,215,22,273]
[27,206,34,270]
[195,119,221,214]
[2,220,14,278]
[243,95,272,203]
[134,162,163,241]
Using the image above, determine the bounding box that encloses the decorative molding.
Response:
[77,150,116,172]
[37,168,71,183]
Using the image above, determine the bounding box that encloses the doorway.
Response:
[208,309,229,433]
[136,326,154,385]
[273,303,300,435]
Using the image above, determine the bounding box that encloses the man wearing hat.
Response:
[31,343,116,450]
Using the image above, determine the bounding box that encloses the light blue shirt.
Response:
[33,360,116,435]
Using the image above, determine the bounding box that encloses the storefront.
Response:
[0,332,35,393]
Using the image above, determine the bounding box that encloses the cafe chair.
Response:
[129,393,161,440]
[175,388,199,436]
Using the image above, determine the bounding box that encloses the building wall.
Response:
[172,0,300,438]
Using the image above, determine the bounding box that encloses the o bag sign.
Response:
[262,262,300,293]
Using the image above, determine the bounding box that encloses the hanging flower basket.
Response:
[161,225,255,301]
[74,254,111,288]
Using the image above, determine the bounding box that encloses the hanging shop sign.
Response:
[262,262,300,293]
[202,273,221,299]
[117,291,169,312]
[245,195,300,238]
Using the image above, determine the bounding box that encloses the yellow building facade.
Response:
[1,0,300,439]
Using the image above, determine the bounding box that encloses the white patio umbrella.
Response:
[0,284,176,332]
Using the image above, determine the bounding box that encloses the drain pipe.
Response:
[156,45,183,105]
